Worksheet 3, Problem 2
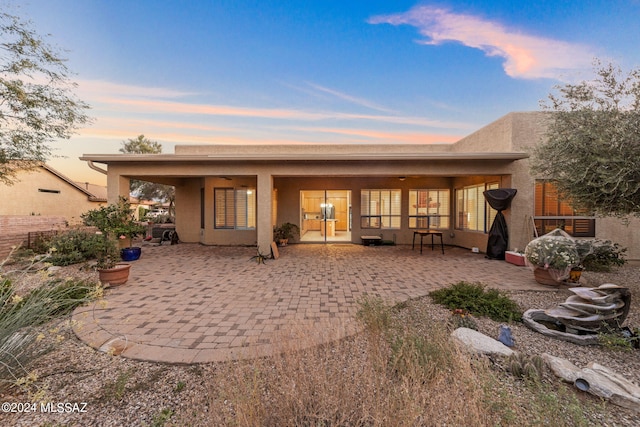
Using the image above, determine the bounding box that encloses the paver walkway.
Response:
[72,244,552,364]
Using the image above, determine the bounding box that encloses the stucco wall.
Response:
[95,112,639,260]
[597,217,640,262]
[0,168,103,225]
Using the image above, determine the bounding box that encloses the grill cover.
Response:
[483,189,517,260]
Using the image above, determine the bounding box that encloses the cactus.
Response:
[507,353,544,380]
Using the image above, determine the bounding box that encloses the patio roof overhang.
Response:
[80,151,528,164]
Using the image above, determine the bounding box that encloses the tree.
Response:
[0,11,90,184]
[120,135,175,216]
[531,61,640,217]
[119,134,162,155]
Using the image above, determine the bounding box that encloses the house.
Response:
[0,163,107,225]
[79,112,640,260]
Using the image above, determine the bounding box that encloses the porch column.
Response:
[256,172,273,252]
[107,172,131,204]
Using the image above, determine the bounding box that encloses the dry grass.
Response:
[164,295,622,427]
[189,298,512,427]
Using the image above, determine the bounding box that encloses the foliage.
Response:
[120,135,175,214]
[150,408,174,427]
[249,247,271,264]
[119,134,163,155]
[82,197,146,241]
[597,324,638,351]
[0,252,101,393]
[524,230,580,271]
[578,239,627,272]
[82,197,145,268]
[449,308,478,330]
[273,222,300,242]
[429,281,522,323]
[0,11,90,184]
[526,230,626,277]
[46,230,105,266]
[532,61,640,217]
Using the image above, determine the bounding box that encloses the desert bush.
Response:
[201,299,509,426]
[429,281,522,323]
[0,253,101,393]
[579,239,627,272]
[449,308,479,330]
[46,230,105,266]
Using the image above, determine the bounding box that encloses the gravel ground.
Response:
[1,264,639,427]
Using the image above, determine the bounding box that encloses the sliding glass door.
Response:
[300,190,351,242]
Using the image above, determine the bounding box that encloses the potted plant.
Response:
[82,197,145,284]
[273,222,300,246]
[524,229,580,286]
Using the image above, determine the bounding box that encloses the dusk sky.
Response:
[10,0,640,184]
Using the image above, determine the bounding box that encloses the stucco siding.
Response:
[0,168,103,225]
[85,112,639,260]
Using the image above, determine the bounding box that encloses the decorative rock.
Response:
[522,309,600,346]
[451,327,515,357]
[524,283,631,342]
[543,354,640,413]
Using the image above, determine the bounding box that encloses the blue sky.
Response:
[10,0,640,184]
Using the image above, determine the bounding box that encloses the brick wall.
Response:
[0,216,68,259]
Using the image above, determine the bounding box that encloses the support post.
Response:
[256,172,274,252]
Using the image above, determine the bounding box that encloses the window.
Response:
[534,181,595,237]
[408,189,450,229]
[214,188,256,229]
[455,183,498,232]
[361,189,401,229]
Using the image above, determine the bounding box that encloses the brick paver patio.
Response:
[72,243,551,363]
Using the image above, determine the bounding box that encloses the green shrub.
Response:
[47,230,105,266]
[429,281,522,323]
[580,240,627,272]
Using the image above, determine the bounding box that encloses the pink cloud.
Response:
[100,97,472,129]
[369,6,597,79]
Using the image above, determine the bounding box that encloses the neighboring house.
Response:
[0,163,107,225]
[79,112,640,260]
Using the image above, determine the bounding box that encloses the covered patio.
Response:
[72,243,552,363]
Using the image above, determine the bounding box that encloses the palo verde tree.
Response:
[532,61,640,217]
[120,135,175,216]
[0,11,90,184]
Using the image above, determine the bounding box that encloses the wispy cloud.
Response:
[304,82,396,113]
[77,79,197,99]
[72,79,473,149]
[100,97,472,130]
[369,6,597,79]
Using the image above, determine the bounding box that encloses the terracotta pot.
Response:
[98,263,131,286]
[533,267,562,286]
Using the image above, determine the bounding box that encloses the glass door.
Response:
[300,190,351,242]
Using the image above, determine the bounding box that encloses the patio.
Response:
[72,243,552,364]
